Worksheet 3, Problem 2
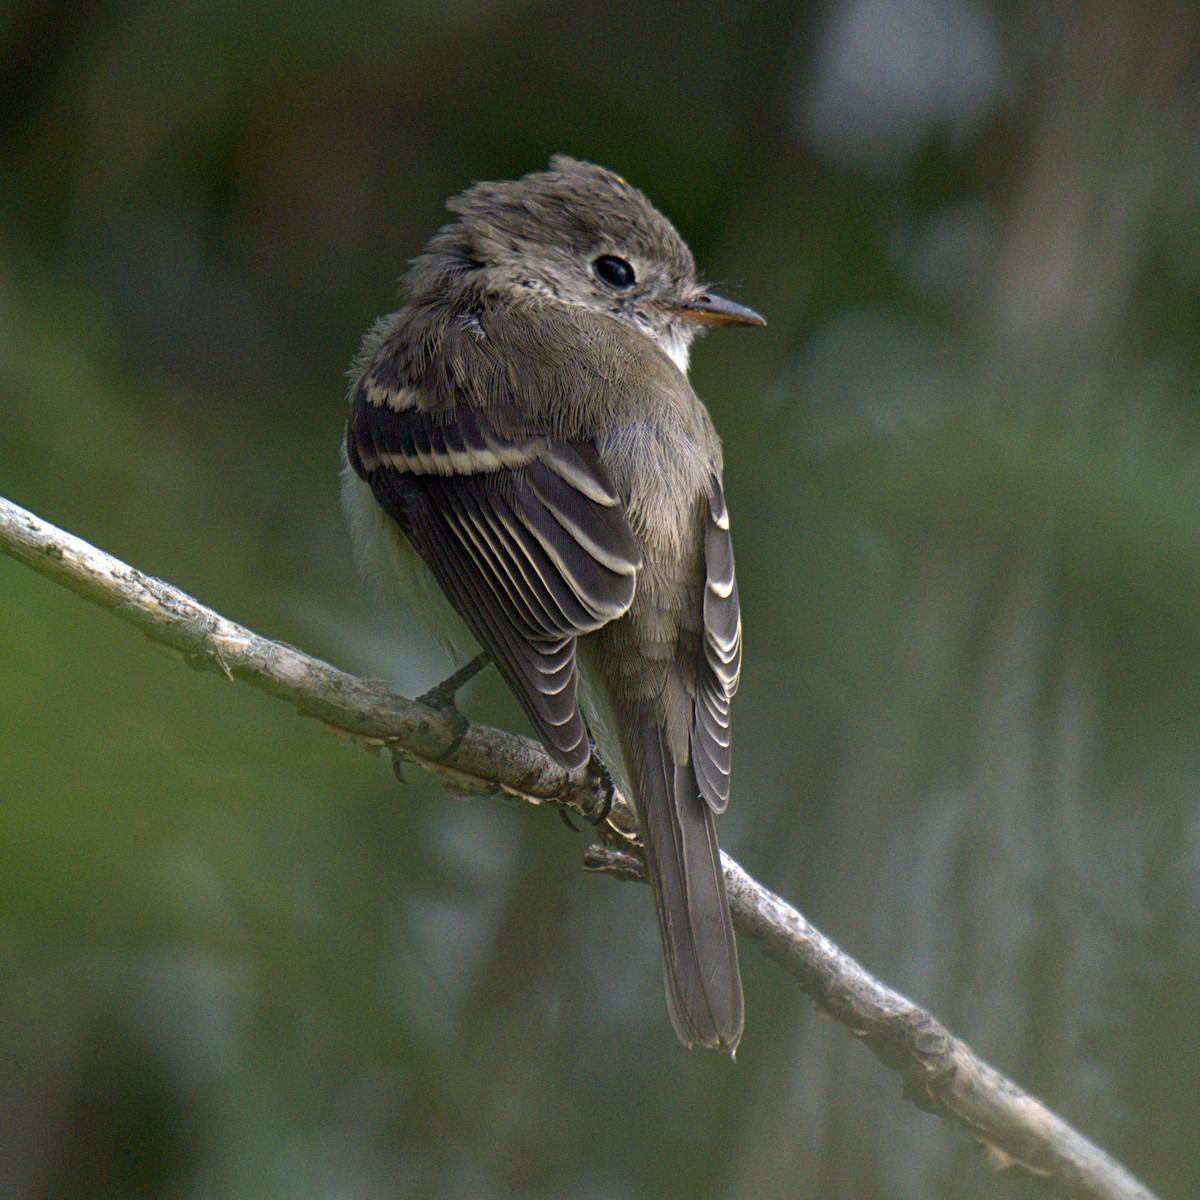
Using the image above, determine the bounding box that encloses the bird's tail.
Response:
[631,714,743,1053]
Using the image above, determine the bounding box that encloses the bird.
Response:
[342,155,763,1052]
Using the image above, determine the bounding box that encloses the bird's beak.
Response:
[674,291,766,328]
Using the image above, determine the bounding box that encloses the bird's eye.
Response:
[593,255,636,289]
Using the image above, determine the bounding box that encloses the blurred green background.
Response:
[2,2,1199,1197]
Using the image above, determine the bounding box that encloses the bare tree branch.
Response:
[0,494,1158,1200]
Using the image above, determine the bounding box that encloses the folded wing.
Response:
[347,394,642,769]
[692,479,741,812]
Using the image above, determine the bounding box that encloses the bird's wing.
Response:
[691,477,741,812]
[346,364,642,771]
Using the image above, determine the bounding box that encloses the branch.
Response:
[0,494,1157,1200]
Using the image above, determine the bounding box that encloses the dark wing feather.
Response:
[347,392,641,769]
[692,479,741,813]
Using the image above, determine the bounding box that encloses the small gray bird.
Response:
[342,156,763,1052]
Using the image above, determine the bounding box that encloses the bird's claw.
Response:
[585,745,618,827]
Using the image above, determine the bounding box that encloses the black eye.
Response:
[593,255,635,289]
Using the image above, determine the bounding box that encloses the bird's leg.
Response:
[417,652,491,709]
[415,652,491,757]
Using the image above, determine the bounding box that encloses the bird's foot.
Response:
[557,739,618,833]
[585,747,618,827]
[415,652,490,760]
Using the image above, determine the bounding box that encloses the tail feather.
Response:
[633,715,743,1052]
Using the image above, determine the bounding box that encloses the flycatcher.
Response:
[342,156,763,1052]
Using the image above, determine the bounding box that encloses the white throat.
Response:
[656,323,692,374]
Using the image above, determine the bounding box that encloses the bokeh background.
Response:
[2,2,1198,1197]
